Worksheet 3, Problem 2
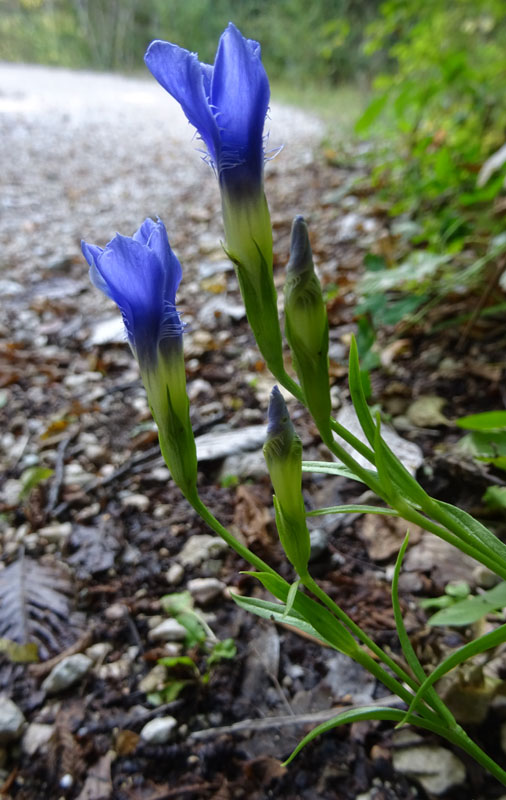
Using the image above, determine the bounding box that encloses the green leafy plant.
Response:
[355,0,506,334]
[85,20,506,789]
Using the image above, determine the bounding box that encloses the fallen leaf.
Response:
[75,750,115,800]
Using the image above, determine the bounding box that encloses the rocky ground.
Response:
[1,64,506,800]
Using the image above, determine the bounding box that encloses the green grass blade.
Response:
[348,336,376,446]
[283,705,452,765]
[400,623,506,727]
[301,460,377,483]
[243,571,358,656]
[307,504,398,517]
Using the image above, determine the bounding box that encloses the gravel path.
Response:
[0,63,323,281]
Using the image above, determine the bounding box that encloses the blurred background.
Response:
[2,0,506,367]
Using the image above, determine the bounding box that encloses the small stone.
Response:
[60,773,74,789]
[64,462,94,487]
[0,697,25,744]
[86,642,113,663]
[120,493,150,512]
[336,404,423,476]
[150,467,171,482]
[178,535,227,568]
[64,371,103,389]
[104,602,128,621]
[309,529,328,562]
[38,522,72,544]
[473,565,500,589]
[96,658,131,681]
[187,577,225,606]
[148,618,187,643]
[140,716,177,744]
[138,665,167,694]
[22,722,54,756]
[166,563,184,586]
[393,744,466,794]
[41,654,92,695]
[218,450,267,482]
[84,443,107,464]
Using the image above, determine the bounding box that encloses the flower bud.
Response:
[263,387,310,574]
[284,216,331,433]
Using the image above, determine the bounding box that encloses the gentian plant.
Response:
[145,22,296,396]
[84,23,506,789]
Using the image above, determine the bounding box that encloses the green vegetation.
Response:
[1,0,380,80]
[354,0,506,336]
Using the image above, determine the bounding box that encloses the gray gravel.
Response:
[0,62,323,282]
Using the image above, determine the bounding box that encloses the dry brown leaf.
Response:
[75,751,115,800]
[359,514,423,561]
[233,485,274,549]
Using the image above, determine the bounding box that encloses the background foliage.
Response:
[0,0,381,81]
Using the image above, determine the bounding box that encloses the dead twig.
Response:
[188,694,400,741]
[46,428,80,515]
[458,254,506,350]
[29,630,94,679]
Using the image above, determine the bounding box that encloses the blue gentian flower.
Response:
[82,217,183,367]
[145,24,287,383]
[144,22,269,198]
[82,218,197,497]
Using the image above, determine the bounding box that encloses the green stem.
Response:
[273,365,377,466]
[300,574,418,698]
[396,502,506,582]
[447,725,506,788]
[186,490,278,578]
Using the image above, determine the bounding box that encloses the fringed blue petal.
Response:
[83,219,184,366]
[144,24,269,190]
[211,23,269,180]
[144,40,220,163]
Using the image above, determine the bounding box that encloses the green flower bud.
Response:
[263,387,310,575]
[143,337,198,500]
[284,216,331,433]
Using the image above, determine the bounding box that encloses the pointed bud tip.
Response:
[267,386,290,438]
[287,216,313,277]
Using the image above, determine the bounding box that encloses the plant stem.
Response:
[186,490,277,578]
[396,502,506,582]
[300,574,417,694]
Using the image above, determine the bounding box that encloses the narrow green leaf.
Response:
[302,460,375,484]
[207,638,237,667]
[428,581,506,626]
[435,501,506,564]
[283,580,300,619]
[307,504,397,517]
[355,93,388,135]
[230,593,336,647]
[400,623,506,725]
[160,591,194,615]
[348,339,429,508]
[239,572,358,656]
[483,486,506,510]
[374,414,396,500]
[157,655,198,672]
[456,410,506,432]
[348,336,376,447]
[19,467,54,501]
[392,534,426,679]
[284,705,450,765]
